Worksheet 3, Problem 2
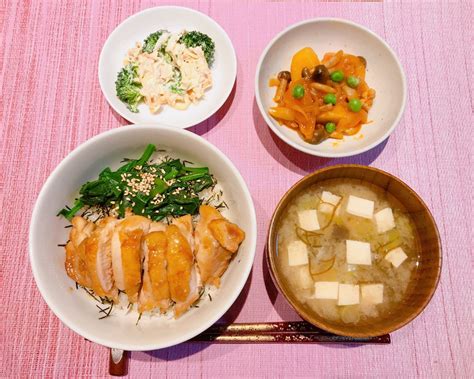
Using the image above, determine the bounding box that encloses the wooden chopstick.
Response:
[109,321,390,376]
[109,349,128,376]
[190,321,390,344]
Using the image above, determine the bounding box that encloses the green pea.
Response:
[348,98,362,112]
[330,70,344,82]
[347,76,360,88]
[325,122,336,133]
[292,84,305,99]
[323,93,337,105]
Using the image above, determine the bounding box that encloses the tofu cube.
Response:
[287,240,309,266]
[346,195,374,219]
[298,209,320,231]
[319,191,341,214]
[361,284,384,304]
[338,284,360,305]
[385,247,408,268]
[346,240,372,265]
[319,203,334,214]
[314,281,339,299]
[322,191,341,205]
[374,208,396,233]
[297,265,314,289]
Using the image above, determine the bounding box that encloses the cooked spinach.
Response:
[58,144,214,221]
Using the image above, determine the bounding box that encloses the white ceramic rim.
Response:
[98,6,237,128]
[28,125,257,351]
[254,17,407,158]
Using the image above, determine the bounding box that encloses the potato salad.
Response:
[116,30,215,113]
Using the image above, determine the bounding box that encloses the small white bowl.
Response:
[99,6,237,128]
[255,18,407,157]
[29,125,257,351]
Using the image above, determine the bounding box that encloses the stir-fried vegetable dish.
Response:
[269,48,376,144]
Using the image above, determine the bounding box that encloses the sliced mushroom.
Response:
[324,50,343,68]
[307,123,329,145]
[274,71,291,103]
[318,104,334,112]
[311,65,330,83]
[310,82,336,93]
[358,56,367,67]
[342,85,357,99]
[301,67,312,80]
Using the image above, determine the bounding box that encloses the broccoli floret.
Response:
[115,64,143,113]
[179,31,215,66]
[169,69,183,94]
[142,29,167,53]
[170,83,183,94]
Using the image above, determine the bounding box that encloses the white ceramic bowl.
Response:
[99,6,237,128]
[29,125,257,351]
[255,18,406,157]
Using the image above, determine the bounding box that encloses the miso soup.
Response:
[276,178,420,325]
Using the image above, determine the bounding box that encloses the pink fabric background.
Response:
[1,1,472,377]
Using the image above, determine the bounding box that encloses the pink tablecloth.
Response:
[1,1,471,377]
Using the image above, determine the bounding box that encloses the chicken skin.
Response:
[166,219,201,318]
[173,214,195,251]
[195,206,245,287]
[138,222,170,313]
[65,216,96,288]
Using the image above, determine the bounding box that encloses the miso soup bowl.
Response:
[266,165,441,337]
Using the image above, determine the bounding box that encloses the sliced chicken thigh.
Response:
[84,217,118,299]
[173,214,194,251]
[165,222,200,318]
[111,215,151,303]
[65,216,96,288]
[138,222,170,313]
[194,206,245,287]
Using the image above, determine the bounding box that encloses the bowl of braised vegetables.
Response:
[255,18,406,157]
